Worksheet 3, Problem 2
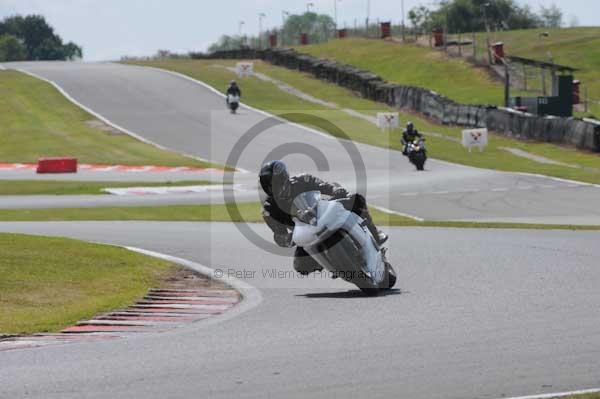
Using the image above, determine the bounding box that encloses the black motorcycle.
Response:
[227,94,240,114]
[407,138,427,171]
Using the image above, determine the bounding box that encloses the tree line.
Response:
[0,15,83,62]
[207,1,565,53]
[208,12,335,53]
[409,0,564,34]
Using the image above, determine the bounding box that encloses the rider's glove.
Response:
[274,232,292,248]
[331,187,349,199]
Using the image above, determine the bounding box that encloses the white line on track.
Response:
[497,387,600,399]
[398,192,420,197]
[389,181,598,200]
[370,204,425,222]
[14,67,237,172]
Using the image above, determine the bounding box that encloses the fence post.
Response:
[486,37,492,65]
[541,67,547,96]
[444,29,448,53]
[504,63,510,107]
[458,32,462,57]
[472,33,477,60]
[585,86,589,113]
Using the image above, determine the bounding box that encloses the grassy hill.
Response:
[128,59,600,185]
[472,27,600,116]
[299,27,600,117]
[300,38,506,106]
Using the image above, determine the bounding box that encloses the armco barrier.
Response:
[37,157,78,174]
[201,48,600,152]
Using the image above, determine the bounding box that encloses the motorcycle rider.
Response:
[225,80,241,104]
[259,160,388,275]
[401,121,422,155]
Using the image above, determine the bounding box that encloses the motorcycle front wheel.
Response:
[384,263,397,289]
[359,263,397,295]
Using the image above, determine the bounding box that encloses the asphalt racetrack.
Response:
[3,61,600,224]
[1,61,599,399]
[1,222,600,399]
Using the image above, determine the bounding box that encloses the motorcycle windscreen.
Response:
[292,191,320,225]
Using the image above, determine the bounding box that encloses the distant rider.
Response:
[259,160,388,275]
[401,121,422,155]
[225,80,241,104]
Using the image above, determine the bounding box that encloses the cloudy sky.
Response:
[0,0,597,61]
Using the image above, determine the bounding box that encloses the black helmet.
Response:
[406,121,414,130]
[259,160,291,198]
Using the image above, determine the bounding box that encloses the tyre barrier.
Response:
[199,48,600,152]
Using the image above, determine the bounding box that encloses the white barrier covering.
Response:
[462,128,488,152]
[376,112,399,131]
[103,184,242,196]
[235,62,254,78]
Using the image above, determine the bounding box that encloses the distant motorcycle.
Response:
[227,94,240,114]
[291,191,397,295]
[407,138,427,171]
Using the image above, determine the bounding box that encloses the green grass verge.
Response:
[0,180,219,195]
[0,202,263,222]
[300,29,600,118]
[563,393,600,399]
[0,202,598,231]
[0,233,178,334]
[300,38,510,106]
[0,69,219,168]
[126,59,600,185]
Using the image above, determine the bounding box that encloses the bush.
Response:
[0,34,26,61]
[0,14,83,61]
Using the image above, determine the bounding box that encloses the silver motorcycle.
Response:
[291,191,397,294]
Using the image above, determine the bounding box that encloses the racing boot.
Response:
[364,214,388,245]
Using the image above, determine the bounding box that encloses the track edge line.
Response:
[497,387,600,399]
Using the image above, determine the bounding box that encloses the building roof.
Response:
[506,56,579,73]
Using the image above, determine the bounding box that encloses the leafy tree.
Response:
[0,14,83,60]
[539,4,563,28]
[282,12,335,44]
[63,41,83,60]
[504,5,541,30]
[408,6,433,32]
[208,35,249,52]
[0,34,26,61]
[409,0,546,33]
[207,12,335,52]
[33,37,66,60]
[2,15,56,59]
